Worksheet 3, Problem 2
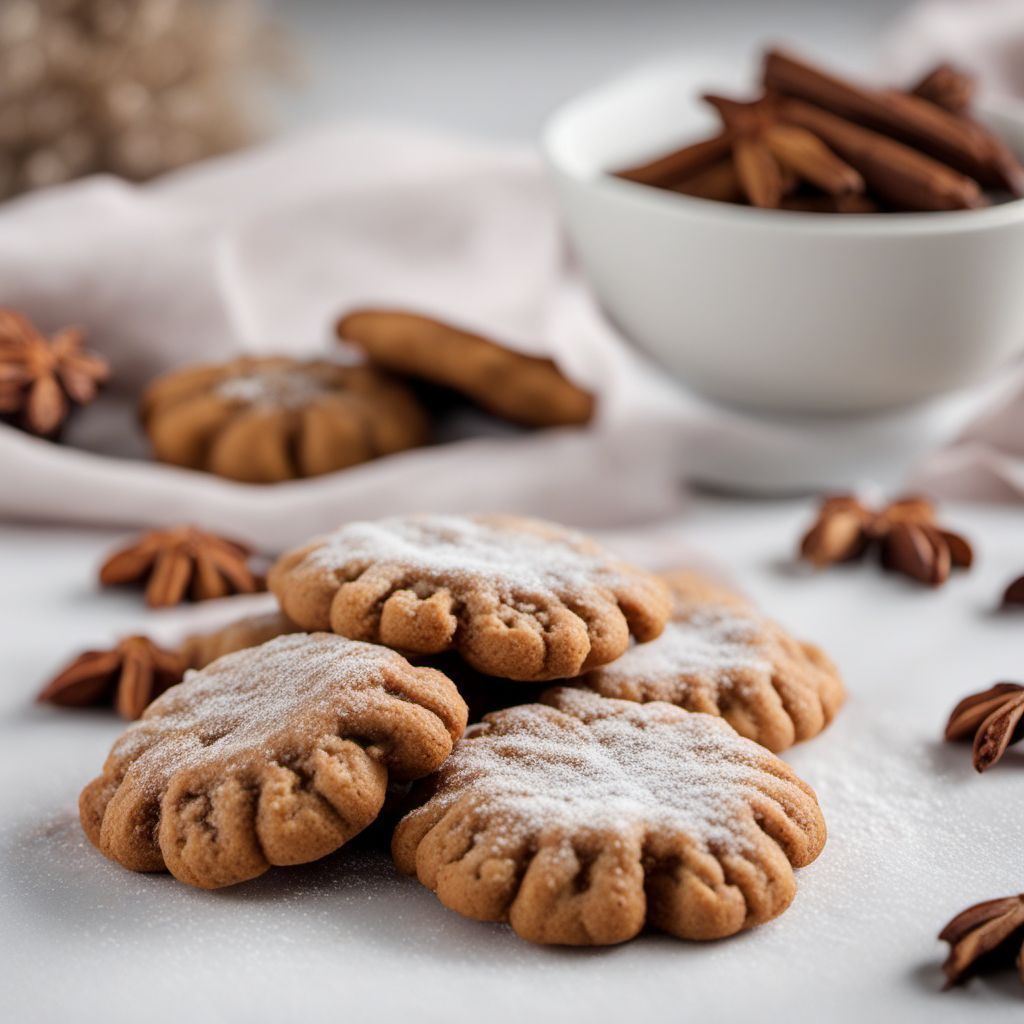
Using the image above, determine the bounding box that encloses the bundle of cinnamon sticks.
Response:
[615,49,1024,213]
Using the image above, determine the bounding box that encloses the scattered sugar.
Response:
[217,367,332,409]
[305,515,635,601]
[422,689,806,855]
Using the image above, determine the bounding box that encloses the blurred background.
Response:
[5,0,1016,200]
[277,0,903,138]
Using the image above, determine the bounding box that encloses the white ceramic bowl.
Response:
[543,62,1024,415]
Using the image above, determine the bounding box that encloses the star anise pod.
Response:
[37,635,185,719]
[0,308,109,437]
[939,894,1024,989]
[99,525,263,607]
[798,493,972,587]
[1002,575,1024,608]
[798,494,874,566]
[945,682,1024,772]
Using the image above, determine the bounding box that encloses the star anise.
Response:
[798,494,874,567]
[37,635,185,719]
[798,494,972,587]
[939,894,1024,989]
[1002,575,1024,609]
[945,683,1024,772]
[99,525,263,607]
[0,308,109,437]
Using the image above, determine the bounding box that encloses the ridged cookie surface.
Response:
[393,687,826,945]
[268,515,671,681]
[574,571,845,752]
[81,633,466,889]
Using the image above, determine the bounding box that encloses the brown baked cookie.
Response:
[179,610,302,669]
[268,514,671,681]
[336,310,595,428]
[573,571,845,753]
[80,633,467,889]
[393,686,826,945]
[141,357,428,483]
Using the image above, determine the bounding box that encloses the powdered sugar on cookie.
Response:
[575,572,846,753]
[216,368,332,408]
[80,632,468,889]
[270,515,673,681]
[306,515,637,599]
[416,687,808,856]
[116,634,382,784]
[589,608,772,695]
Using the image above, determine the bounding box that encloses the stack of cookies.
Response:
[80,514,844,946]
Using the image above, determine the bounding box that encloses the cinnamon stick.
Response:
[764,48,1022,192]
[733,136,784,208]
[671,159,744,202]
[780,192,880,213]
[764,123,864,195]
[912,64,974,115]
[615,132,732,187]
[780,98,985,211]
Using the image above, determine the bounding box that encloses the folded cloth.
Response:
[881,0,1024,99]
[0,122,1022,551]
[0,124,695,549]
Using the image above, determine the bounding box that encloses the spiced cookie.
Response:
[573,571,845,752]
[336,310,595,428]
[393,687,826,945]
[268,515,671,681]
[141,357,428,483]
[80,633,467,889]
[180,610,301,669]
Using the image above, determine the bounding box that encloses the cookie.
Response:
[180,610,301,669]
[141,357,428,483]
[80,633,467,889]
[268,514,672,681]
[393,686,826,945]
[336,310,595,428]
[574,571,845,752]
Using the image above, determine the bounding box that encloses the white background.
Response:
[3,2,1023,1021]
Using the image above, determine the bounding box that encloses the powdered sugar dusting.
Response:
[305,515,635,601]
[587,606,772,697]
[113,633,410,791]
[423,688,793,855]
[217,368,332,408]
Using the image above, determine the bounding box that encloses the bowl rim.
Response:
[542,62,1024,237]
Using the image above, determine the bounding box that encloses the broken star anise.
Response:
[945,682,1024,772]
[798,493,972,587]
[99,525,263,608]
[37,634,185,720]
[0,307,109,437]
[940,894,1024,989]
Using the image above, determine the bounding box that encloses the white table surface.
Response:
[2,497,1022,1023]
